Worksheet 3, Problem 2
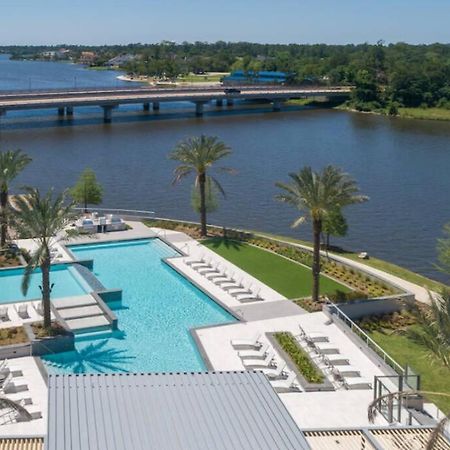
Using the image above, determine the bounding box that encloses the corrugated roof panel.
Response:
[47,371,310,450]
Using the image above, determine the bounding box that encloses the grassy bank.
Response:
[177,73,226,83]
[203,237,348,298]
[252,230,447,292]
[398,107,450,121]
[369,329,450,413]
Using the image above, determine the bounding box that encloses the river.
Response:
[1,54,450,284]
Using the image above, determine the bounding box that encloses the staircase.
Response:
[52,295,113,334]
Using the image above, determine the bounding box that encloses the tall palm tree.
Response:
[169,135,234,237]
[14,188,75,329]
[0,396,32,421]
[276,166,368,302]
[408,290,450,368]
[0,150,32,249]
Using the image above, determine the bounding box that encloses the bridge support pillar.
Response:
[216,99,223,107]
[226,98,234,107]
[66,106,74,116]
[143,102,150,111]
[103,105,113,123]
[272,100,282,112]
[58,107,65,117]
[195,102,205,117]
[153,102,160,111]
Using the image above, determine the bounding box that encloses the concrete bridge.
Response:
[0,85,351,123]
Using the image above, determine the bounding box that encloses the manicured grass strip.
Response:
[274,332,324,383]
[203,238,348,298]
[369,329,450,413]
[253,231,447,292]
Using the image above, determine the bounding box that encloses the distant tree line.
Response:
[2,41,450,110]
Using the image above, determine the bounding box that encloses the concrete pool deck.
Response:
[2,223,443,437]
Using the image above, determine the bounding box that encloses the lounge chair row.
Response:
[0,359,42,424]
[231,334,302,393]
[297,325,373,390]
[185,255,264,303]
[0,302,44,322]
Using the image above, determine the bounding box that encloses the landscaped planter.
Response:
[24,324,75,356]
[267,332,334,392]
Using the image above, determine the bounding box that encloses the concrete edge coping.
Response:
[266,331,335,392]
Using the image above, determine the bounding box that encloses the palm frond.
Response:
[0,397,32,421]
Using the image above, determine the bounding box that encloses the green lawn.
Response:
[369,330,450,413]
[252,231,447,292]
[203,238,348,298]
[398,107,450,121]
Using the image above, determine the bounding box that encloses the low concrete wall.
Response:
[92,292,118,330]
[24,324,75,356]
[97,289,122,303]
[331,295,415,320]
[0,342,31,359]
[74,258,94,270]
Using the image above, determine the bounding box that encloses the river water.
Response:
[1,55,450,283]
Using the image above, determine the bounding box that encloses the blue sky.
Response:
[1,0,449,45]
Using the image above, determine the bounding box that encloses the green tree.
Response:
[70,168,103,213]
[15,188,75,329]
[276,166,367,302]
[0,150,31,249]
[322,208,348,249]
[408,291,450,368]
[170,135,234,237]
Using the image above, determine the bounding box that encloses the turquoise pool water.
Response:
[0,265,89,304]
[43,239,235,373]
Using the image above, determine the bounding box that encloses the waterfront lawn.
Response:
[203,238,348,298]
[253,231,447,292]
[369,329,450,413]
[398,107,450,121]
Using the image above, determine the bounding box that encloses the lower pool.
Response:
[0,264,89,304]
[42,239,236,373]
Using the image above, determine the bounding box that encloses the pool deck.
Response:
[2,223,443,437]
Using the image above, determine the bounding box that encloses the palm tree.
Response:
[408,290,450,368]
[276,166,368,302]
[169,135,234,237]
[0,396,32,421]
[14,188,75,329]
[0,150,32,249]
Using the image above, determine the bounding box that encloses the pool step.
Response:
[65,315,110,333]
[53,295,97,310]
[58,305,103,320]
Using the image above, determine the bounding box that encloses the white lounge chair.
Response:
[235,289,263,303]
[271,372,302,392]
[321,354,350,366]
[238,344,269,360]
[231,334,262,350]
[16,399,42,421]
[226,282,252,295]
[220,278,245,290]
[33,301,44,316]
[0,374,28,394]
[15,304,29,319]
[206,269,233,281]
[343,377,373,390]
[189,258,212,270]
[332,365,361,378]
[242,351,276,369]
[196,263,221,275]
[262,363,288,380]
[185,255,205,266]
[313,342,339,355]
[0,307,9,322]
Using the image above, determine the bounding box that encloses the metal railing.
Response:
[326,302,405,375]
[74,207,155,220]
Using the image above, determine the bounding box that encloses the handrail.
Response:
[74,207,155,216]
[327,302,405,375]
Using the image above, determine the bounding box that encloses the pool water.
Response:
[42,239,236,373]
[0,265,89,304]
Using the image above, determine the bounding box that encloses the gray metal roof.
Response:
[46,371,310,450]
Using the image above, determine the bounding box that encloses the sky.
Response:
[1,0,449,45]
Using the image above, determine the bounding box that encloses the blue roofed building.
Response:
[223,70,292,85]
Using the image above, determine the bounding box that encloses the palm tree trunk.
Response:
[199,172,207,237]
[0,189,8,249]
[312,219,322,302]
[41,257,52,329]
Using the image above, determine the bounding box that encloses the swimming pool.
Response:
[0,264,90,304]
[43,239,236,373]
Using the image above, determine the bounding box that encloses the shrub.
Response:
[274,332,324,383]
